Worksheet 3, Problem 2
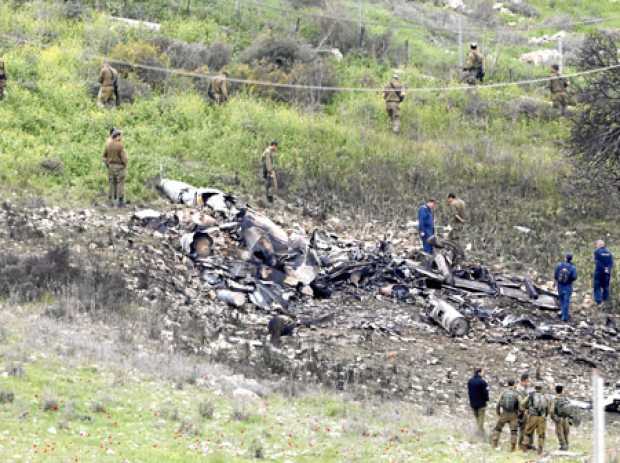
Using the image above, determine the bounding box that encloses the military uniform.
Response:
[516,384,530,449]
[492,387,519,451]
[262,146,277,202]
[464,49,484,85]
[523,389,549,454]
[448,197,466,241]
[211,74,229,104]
[383,77,405,134]
[103,137,128,205]
[97,63,118,108]
[549,70,568,115]
[0,58,6,100]
[551,394,570,450]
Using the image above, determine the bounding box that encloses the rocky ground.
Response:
[1,190,619,423]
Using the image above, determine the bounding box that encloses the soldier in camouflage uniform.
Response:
[550,384,571,451]
[516,372,531,449]
[97,61,119,108]
[491,379,520,451]
[0,57,7,100]
[261,141,278,203]
[103,128,128,207]
[211,71,229,105]
[447,193,466,242]
[523,382,549,454]
[383,74,406,134]
[463,43,484,85]
[549,64,568,116]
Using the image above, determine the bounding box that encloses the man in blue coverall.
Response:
[554,254,577,322]
[593,240,614,307]
[418,198,437,254]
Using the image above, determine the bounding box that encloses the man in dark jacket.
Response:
[417,198,436,254]
[468,367,490,438]
[554,253,577,322]
[593,240,614,307]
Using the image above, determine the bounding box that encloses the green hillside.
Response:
[0,0,618,270]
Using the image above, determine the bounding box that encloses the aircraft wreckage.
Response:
[127,179,570,340]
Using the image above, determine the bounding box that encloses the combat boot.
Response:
[510,443,516,452]
[117,197,126,208]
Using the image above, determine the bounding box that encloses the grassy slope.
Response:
[1,305,614,463]
[4,0,615,205]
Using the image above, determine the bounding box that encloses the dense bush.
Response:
[109,41,170,87]
[152,37,231,71]
[0,245,132,314]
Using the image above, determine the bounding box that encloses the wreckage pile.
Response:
[1,183,618,410]
[136,179,563,339]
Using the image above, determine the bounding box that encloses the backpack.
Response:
[558,265,571,285]
[529,392,547,416]
[500,390,519,413]
[554,396,571,418]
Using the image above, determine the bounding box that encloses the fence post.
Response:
[592,369,606,463]
[558,37,564,73]
[295,17,301,34]
[458,16,463,69]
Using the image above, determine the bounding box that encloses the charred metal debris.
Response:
[130,179,578,341]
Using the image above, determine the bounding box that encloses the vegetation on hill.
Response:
[0,0,618,277]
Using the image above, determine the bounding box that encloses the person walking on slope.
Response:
[467,367,490,439]
[446,193,466,242]
[549,64,569,116]
[103,128,128,207]
[593,240,614,308]
[98,61,119,108]
[261,141,278,203]
[550,384,571,451]
[554,253,577,322]
[417,198,436,254]
[516,373,532,450]
[383,74,406,134]
[463,43,484,85]
[210,71,229,105]
[491,379,520,451]
[523,382,549,454]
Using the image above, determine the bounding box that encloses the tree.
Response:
[570,32,620,189]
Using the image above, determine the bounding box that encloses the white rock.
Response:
[520,49,562,66]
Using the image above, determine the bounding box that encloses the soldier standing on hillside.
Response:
[262,141,278,203]
[446,193,466,242]
[491,379,519,451]
[383,74,406,134]
[549,64,569,116]
[516,373,531,450]
[593,240,614,308]
[0,57,7,100]
[103,128,128,207]
[523,382,549,454]
[210,71,229,105]
[550,384,571,451]
[463,43,484,85]
[97,61,119,108]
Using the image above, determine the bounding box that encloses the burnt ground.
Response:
[1,196,619,419]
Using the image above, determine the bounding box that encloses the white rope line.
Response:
[102,55,620,93]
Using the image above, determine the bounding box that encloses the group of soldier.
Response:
[382,43,570,134]
[468,369,574,454]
